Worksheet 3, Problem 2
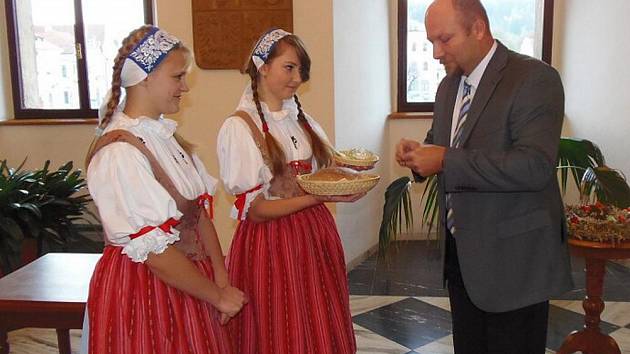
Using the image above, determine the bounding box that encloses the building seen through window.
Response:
[6,0,152,118]
[400,0,550,112]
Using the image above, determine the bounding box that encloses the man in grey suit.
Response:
[396,0,573,352]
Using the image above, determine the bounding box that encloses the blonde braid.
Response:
[99,25,154,129]
[85,25,154,167]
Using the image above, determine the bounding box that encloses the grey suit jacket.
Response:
[426,41,573,312]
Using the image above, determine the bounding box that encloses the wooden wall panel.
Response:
[192,0,293,69]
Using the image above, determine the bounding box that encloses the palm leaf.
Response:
[557,138,630,207]
[557,137,604,194]
[378,177,413,256]
[580,167,630,208]
[420,175,440,239]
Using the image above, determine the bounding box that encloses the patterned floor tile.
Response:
[552,299,630,327]
[353,297,452,349]
[413,296,451,313]
[348,241,447,297]
[413,334,453,353]
[351,295,410,316]
[6,328,81,354]
[610,328,630,354]
[557,257,630,301]
[547,303,620,350]
[353,323,411,354]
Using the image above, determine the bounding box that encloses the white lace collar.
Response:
[237,85,299,122]
[106,111,178,139]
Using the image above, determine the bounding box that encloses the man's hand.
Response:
[396,138,421,166]
[401,144,446,177]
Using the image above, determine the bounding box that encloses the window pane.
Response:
[407,0,445,103]
[82,0,147,109]
[406,0,543,104]
[484,0,544,59]
[15,0,80,109]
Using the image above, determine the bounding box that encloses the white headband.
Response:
[97,27,181,135]
[252,28,291,70]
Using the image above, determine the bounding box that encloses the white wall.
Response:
[554,0,630,178]
[333,0,392,263]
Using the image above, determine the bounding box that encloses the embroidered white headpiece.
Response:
[252,28,291,70]
[96,26,181,135]
[121,26,181,88]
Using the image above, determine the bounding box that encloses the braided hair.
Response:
[243,34,332,175]
[101,25,154,130]
[86,25,194,166]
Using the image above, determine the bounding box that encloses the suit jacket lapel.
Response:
[457,41,509,147]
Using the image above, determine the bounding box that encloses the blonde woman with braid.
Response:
[82,25,246,354]
[217,28,364,354]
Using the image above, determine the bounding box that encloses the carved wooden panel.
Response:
[192,0,293,70]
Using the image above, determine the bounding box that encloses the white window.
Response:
[5,0,153,118]
[397,0,553,112]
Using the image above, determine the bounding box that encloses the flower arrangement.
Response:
[566,202,630,244]
[558,138,630,244]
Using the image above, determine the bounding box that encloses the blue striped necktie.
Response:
[446,80,472,235]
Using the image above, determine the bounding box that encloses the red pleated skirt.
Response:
[86,246,233,354]
[227,204,356,354]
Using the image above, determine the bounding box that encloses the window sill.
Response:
[388,112,433,120]
[0,118,98,126]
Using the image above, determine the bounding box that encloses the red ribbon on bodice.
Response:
[288,160,312,175]
[234,184,263,220]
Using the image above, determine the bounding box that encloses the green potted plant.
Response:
[0,159,102,276]
[379,137,630,253]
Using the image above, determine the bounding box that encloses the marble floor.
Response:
[6,241,630,353]
[348,241,630,353]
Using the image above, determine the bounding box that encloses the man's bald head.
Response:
[428,0,491,34]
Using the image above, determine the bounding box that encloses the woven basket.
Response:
[333,150,379,168]
[297,174,380,196]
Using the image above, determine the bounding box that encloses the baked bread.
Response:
[334,148,379,167]
[340,148,377,161]
[308,167,362,181]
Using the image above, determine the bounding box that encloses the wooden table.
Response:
[557,239,630,354]
[0,253,100,354]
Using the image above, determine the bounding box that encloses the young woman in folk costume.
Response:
[217,28,365,354]
[82,25,246,354]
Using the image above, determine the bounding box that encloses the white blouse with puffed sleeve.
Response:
[87,112,217,262]
[217,86,330,220]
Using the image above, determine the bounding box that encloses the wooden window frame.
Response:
[396,0,555,113]
[4,0,154,119]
